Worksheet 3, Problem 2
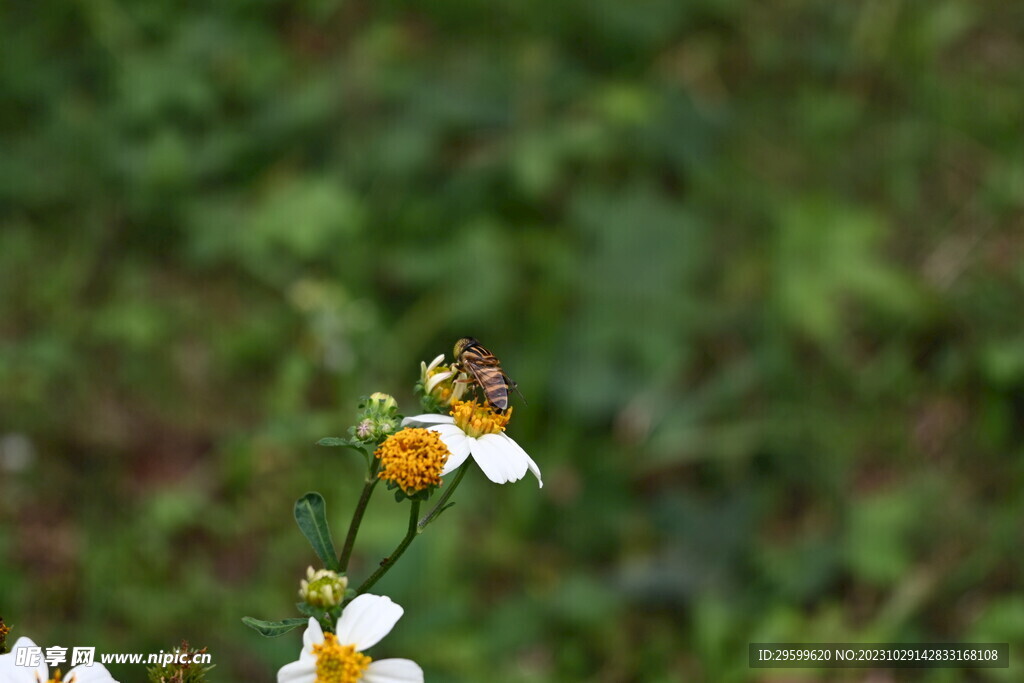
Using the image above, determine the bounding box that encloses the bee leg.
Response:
[506,376,528,405]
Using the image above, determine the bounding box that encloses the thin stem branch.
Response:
[357,499,421,595]
[418,464,468,530]
[339,458,380,572]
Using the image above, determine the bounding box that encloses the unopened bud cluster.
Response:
[298,567,348,608]
[352,392,400,443]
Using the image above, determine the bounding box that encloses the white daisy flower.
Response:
[277,594,423,683]
[403,400,542,488]
[0,637,118,683]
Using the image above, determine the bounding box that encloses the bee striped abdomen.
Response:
[473,364,509,412]
[454,336,516,413]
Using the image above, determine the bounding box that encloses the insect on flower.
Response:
[452,337,525,414]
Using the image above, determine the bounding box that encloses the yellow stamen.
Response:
[450,399,511,438]
[38,671,74,683]
[313,633,371,683]
[375,428,449,494]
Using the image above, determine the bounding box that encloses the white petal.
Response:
[499,433,543,488]
[425,354,445,372]
[334,594,403,651]
[277,658,316,683]
[401,414,454,427]
[430,424,471,474]
[424,370,453,394]
[0,638,47,683]
[363,658,424,683]
[470,434,524,484]
[67,663,118,683]
[483,433,529,481]
[299,617,324,662]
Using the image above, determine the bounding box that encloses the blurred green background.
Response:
[2,1,1023,681]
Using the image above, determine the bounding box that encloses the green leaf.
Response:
[241,617,308,637]
[296,601,325,618]
[294,492,340,571]
[317,437,367,458]
[316,437,352,447]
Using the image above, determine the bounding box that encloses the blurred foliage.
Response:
[2,0,1023,681]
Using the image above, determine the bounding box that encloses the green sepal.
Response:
[410,487,435,502]
[384,479,436,503]
[294,492,341,571]
[417,392,447,415]
[296,601,326,618]
[241,617,309,637]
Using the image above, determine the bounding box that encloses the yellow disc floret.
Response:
[375,428,450,494]
[313,633,371,683]
[450,399,512,438]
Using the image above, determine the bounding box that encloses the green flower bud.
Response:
[299,567,348,609]
[366,392,398,415]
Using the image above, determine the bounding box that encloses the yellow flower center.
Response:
[313,633,372,683]
[450,399,511,438]
[39,671,74,683]
[375,428,449,494]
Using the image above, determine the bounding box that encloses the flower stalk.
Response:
[338,458,380,572]
[356,499,421,595]
[354,464,470,596]
[418,464,468,530]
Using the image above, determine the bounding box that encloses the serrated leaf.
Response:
[242,617,308,637]
[294,492,340,571]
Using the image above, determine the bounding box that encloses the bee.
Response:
[453,337,525,413]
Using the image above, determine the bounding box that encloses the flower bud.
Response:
[368,392,398,413]
[416,355,469,412]
[355,419,374,440]
[299,567,349,609]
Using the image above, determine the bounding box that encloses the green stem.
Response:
[418,464,469,530]
[357,499,421,595]
[339,458,380,572]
